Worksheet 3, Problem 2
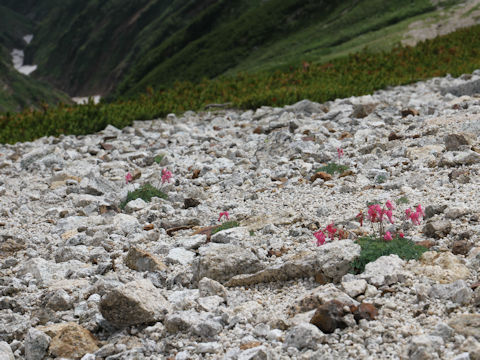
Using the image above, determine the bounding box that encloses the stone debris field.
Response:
[1,70,480,359]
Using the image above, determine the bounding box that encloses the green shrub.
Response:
[396,196,409,205]
[316,162,349,175]
[120,183,167,209]
[154,154,165,164]
[350,236,428,274]
[211,221,240,235]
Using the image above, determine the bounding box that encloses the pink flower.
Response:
[161,168,172,183]
[384,231,393,241]
[416,204,424,217]
[410,211,421,225]
[337,148,344,158]
[218,211,229,221]
[325,223,337,239]
[386,209,394,224]
[385,200,395,210]
[367,205,378,222]
[405,208,412,219]
[314,230,326,246]
[125,172,133,184]
[356,211,364,227]
[398,232,404,238]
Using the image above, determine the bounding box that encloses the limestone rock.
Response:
[341,279,368,298]
[360,254,407,287]
[428,280,473,305]
[210,227,249,245]
[296,283,359,313]
[99,279,171,327]
[166,247,196,265]
[124,247,167,272]
[283,323,324,350]
[423,220,452,239]
[408,251,471,283]
[444,133,474,151]
[449,315,480,340]
[38,322,98,360]
[0,342,14,360]
[407,335,444,360]
[192,243,263,284]
[198,277,227,300]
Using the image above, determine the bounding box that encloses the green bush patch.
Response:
[316,162,349,175]
[211,221,240,235]
[154,154,165,164]
[396,196,409,205]
[120,183,167,209]
[350,236,428,274]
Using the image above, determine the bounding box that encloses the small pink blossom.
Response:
[125,172,133,184]
[385,200,395,210]
[383,231,393,241]
[161,168,172,183]
[405,208,412,219]
[337,148,344,158]
[398,232,405,238]
[325,223,337,239]
[386,209,394,224]
[367,205,378,222]
[314,230,326,246]
[218,211,229,221]
[416,204,424,217]
[410,211,421,225]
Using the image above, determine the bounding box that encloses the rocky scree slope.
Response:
[1,71,480,359]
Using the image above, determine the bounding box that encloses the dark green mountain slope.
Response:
[11,0,458,99]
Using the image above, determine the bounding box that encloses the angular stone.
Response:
[423,220,452,239]
[428,280,473,305]
[408,251,471,283]
[99,279,171,327]
[237,346,269,360]
[18,258,90,286]
[310,171,332,182]
[0,341,14,360]
[444,134,473,151]
[360,254,407,287]
[452,240,473,255]
[225,240,360,287]
[25,329,51,360]
[449,315,480,340]
[351,103,378,118]
[283,323,324,350]
[124,198,146,213]
[341,279,368,298]
[401,108,419,117]
[198,277,227,300]
[407,335,443,360]
[310,300,348,334]
[296,283,359,313]
[166,247,196,265]
[124,247,167,272]
[210,227,249,245]
[112,213,141,235]
[285,99,325,115]
[39,322,98,360]
[192,243,263,284]
[439,150,480,167]
[177,234,207,250]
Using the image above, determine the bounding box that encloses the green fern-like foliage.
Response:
[120,183,167,209]
[211,221,240,235]
[316,162,349,175]
[350,236,428,274]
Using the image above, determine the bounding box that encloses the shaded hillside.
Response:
[9,0,460,99]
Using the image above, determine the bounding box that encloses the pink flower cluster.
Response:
[405,205,424,225]
[161,168,172,184]
[218,211,229,221]
[365,200,395,225]
[314,223,347,246]
[337,148,344,158]
[125,172,133,184]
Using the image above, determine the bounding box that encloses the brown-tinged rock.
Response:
[388,132,404,141]
[132,169,141,180]
[143,223,154,231]
[449,314,480,340]
[310,171,332,182]
[99,279,171,327]
[449,169,470,184]
[351,103,378,118]
[444,133,474,151]
[124,247,167,272]
[417,240,435,249]
[253,126,263,134]
[353,302,378,321]
[452,240,473,255]
[408,251,470,284]
[339,170,354,178]
[39,322,99,359]
[310,300,348,334]
[240,341,263,350]
[192,169,201,179]
[423,220,452,239]
[401,108,419,117]
[184,198,200,209]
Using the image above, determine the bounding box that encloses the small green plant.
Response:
[375,175,387,184]
[211,221,240,235]
[154,154,165,164]
[249,230,255,236]
[316,162,349,175]
[350,236,428,274]
[396,196,409,205]
[120,183,167,209]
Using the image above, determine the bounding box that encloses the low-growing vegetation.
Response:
[120,183,167,210]
[211,221,240,235]
[350,236,428,274]
[316,162,349,176]
[3,23,480,144]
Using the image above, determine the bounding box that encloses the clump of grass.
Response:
[375,175,387,184]
[120,183,167,209]
[316,162,349,175]
[154,154,165,164]
[211,221,240,235]
[396,196,409,205]
[350,236,428,274]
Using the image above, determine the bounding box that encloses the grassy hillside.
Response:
[10,0,462,99]
[2,23,480,144]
